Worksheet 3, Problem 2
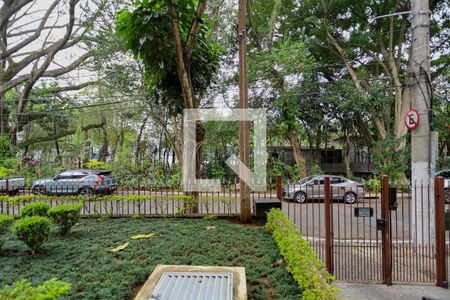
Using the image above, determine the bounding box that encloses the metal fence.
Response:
[0,180,278,218]
[281,176,449,286]
[1,176,448,286]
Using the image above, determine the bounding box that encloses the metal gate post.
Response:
[381,175,392,285]
[434,176,448,288]
[276,175,282,200]
[324,176,333,274]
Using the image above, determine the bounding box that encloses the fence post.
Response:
[276,175,282,200]
[381,175,392,285]
[324,176,333,275]
[434,176,448,288]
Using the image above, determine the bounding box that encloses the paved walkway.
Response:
[336,282,450,300]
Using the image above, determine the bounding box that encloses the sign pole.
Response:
[410,0,434,246]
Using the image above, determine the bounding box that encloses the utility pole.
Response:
[238,0,251,222]
[411,0,434,245]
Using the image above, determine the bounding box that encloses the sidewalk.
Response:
[336,282,450,300]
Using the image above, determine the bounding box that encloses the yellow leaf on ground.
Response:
[130,233,156,239]
[110,242,129,252]
[205,226,216,230]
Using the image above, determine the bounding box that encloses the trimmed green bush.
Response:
[48,203,82,236]
[12,216,51,255]
[0,214,14,235]
[0,278,70,300]
[20,202,51,218]
[0,214,14,250]
[266,208,337,300]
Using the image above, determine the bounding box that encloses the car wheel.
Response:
[32,186,45,195]
[445,188,449,204]
[79,187,94,197]
[294,191,307,204]
[343,192,357,204]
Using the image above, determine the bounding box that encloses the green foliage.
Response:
[0,215,14,235]
[268,159,300,183]
[0,166,12,177]
[0,214,14,250]
[20,203,51,218]
[0,278,71,300]
[309,163,324,176]
[203,214,217,220]
[266,208,337,299]
[1,218,301,299]
[372,135,410,185]
[12,216,51,255]
[48,204,82,236]
[370,176,380,194]
[438,157,450,170]
[116,0,222,115]
[83,159,107,170]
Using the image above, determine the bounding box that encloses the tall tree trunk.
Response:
[98,124,108,162]
[287,126,306,178]
[343,135,351,175]
[135,112,150,165]
[168,0,207,214]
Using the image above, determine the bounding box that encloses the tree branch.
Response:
[185,0,208,61]
[1,0,60,60]
[0,0,33,32]
[18,118,106,148]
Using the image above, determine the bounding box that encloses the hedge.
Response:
[0,214,14,235]
[266,208,337,300]
[20,202,50,218]
[0,194,237,204]
[12,216,52,255]
[0,214,14,250]
[48,203,82,235]
[0,278,70,300]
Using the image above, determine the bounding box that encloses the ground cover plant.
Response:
[0,218,301,299]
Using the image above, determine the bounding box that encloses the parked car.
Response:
[0,177,25,196]
[282,175,364,204]
[435,169,450,203]
[31,170,117,196]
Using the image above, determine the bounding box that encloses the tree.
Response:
[116,0,221,210]
[0,0,107,145]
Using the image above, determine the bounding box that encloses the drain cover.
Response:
[149,272,233,300]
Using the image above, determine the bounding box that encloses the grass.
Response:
[0,218,301,299]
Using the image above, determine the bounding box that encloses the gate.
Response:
[282,175,449,286]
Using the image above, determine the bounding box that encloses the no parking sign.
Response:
[405,109,420,130]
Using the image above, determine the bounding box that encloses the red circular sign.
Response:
[405,109,420,130]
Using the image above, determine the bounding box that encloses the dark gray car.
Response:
[31,169,117,196]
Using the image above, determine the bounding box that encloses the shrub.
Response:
[48,203,82,236]
[266,208,337,300]
[0,214,14,250]
[0,214,14,235]
[12,216,51,255]
[0,278,71,300]
[20,202,50,218]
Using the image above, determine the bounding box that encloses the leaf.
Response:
[110,242,129,252]
[205,226,216,230]
[130,233,155,239]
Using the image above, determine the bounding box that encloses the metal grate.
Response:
[149,272,233,300]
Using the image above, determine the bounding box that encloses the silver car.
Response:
[32,169,117,196]
[282,175,364,204]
